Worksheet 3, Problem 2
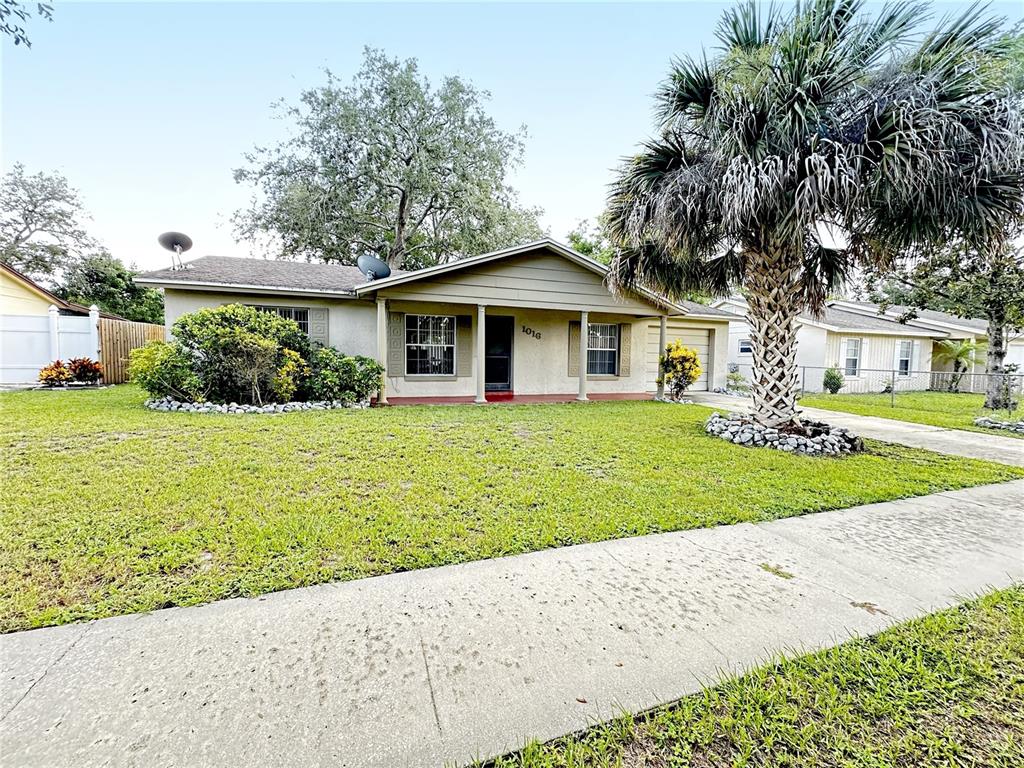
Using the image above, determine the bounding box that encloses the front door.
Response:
[485,316,514,391]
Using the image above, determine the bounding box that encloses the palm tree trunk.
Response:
[745,247,803,428]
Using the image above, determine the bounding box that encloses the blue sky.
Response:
[2,1,1018,270]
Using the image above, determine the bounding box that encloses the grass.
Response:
[1,386,1021,633]
[487,587,1024,768]
[800,391,1023,438]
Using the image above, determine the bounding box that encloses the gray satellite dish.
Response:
[357,253,391,281]
[158,231,193,269]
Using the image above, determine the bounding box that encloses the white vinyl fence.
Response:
[0,305,100,385]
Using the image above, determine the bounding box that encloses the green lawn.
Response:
[1,386,1021,633]
[800,390,1023,438]
[487,587,1024,768]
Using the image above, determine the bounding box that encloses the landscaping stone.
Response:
[143,396,370,414]
[973,416,1024,434]
[654,395,695,404]
[712,386,750,397]
[705,411,864,456]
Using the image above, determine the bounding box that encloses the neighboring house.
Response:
[1,263,165,386]
[829,300,1024,376]
[713,296,940,393]
[1,262,103,385]
[136,239,737,403]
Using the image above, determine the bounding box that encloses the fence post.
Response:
[47,304,59,361]
[800,366,806,396]
[88,305,100,361]
[890,368,896,408]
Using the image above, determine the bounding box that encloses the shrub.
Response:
[308,347,383,403]
[38,360,72,386]
[272,349,311,403]
[169,305,312,404]
[726,370,750,392]
[128,341,205,401]
[659,341,702,398]
[68,357,103,384]
[823,367,844,394]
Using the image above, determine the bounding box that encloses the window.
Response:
[843,338,862,377]
[249,305,310,334]
[739,339,753,355]
[587,323,619,375]
[406,315,455,376]
[897,340,913,376]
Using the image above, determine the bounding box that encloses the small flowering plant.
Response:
[658,340,703,399]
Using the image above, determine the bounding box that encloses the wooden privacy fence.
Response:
[99,318,166,384]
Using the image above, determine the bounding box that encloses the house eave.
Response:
[134,278,361,300]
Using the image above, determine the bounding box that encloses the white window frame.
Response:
[586,323,619,376]
[248,304,310,334]
[897,340,913,377]
[843,338,862,377]
[405,314,456,377]
[738,338,753,355]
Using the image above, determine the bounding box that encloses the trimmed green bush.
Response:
[308,347,384,403]
[823,366,844,394]
[128,341,205,401]
[129,304,382,407]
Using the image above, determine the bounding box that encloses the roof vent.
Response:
[158,231,193,270]
[356,253,391,281]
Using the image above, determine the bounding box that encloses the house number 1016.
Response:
[521,325,541,340]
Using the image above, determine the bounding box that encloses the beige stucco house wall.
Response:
[143,240,735,403]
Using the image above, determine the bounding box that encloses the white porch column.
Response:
[47,305,59,361]
[376,298,389,406]
[475,304,487,403]
[656,315,667,398]
[577,310,589,401]
[88,305,100,361]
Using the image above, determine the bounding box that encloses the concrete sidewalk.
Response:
[3,481,1022,767]
[690,393,1024,466]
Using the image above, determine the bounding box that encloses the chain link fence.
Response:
[727,363,1022,411]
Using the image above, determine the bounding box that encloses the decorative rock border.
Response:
[654,395,695,404]
[973,416,1024,434]
[144,396,369,414]
[705,412,865,456]
[712,387,750,397]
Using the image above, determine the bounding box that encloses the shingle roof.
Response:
[836,300,989,332]
[678,300,741,319]
[815,306,924,332]
[136,256,405,294]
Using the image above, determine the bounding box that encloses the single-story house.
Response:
[713,296,1024,394]
[829,300,1024,375]
[136,239,737,403]
[1,262,104,385]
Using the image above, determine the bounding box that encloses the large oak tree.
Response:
[234,48,543,270]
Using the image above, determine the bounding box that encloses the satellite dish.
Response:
[357,253,392,281]
[158,231,193,269]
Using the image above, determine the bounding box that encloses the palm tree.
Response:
[932,339,985,393]
[606,0,1022,427]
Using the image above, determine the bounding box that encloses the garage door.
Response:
[646,321,710,391]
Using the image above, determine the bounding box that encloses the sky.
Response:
[2,0,1019,271]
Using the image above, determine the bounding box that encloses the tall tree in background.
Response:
[862,27,1024,409]
[57,253,164,324]
[1,1,52,47]
[606,0,1022,427]
[234,48,544,270]
[0,163,97,283]
[566,218,615,265]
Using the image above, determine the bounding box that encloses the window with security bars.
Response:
[249,305,310,334]
[406,315,456,375]
[587,323,619,375]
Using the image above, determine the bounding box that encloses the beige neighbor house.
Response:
[136,239,736,404]
[714,296,1024,394]
[712,296,942,393]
